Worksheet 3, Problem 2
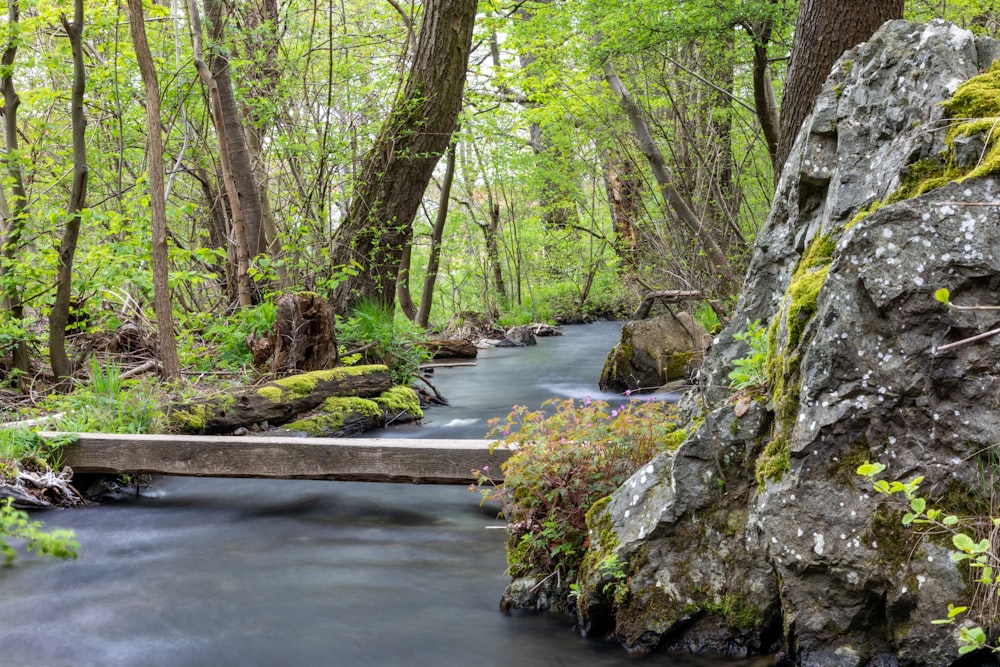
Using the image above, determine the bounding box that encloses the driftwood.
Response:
[632,290,702,320]
[167,365,392,434]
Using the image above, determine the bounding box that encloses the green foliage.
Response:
[474,396,685,581]
[184,301,277,371]
[338,300,431,385]
[0,429,77,481]
[0,498,78,566]
[858,461,1000,656]
[48,358,164,434]
[694,301,722,335]
[728,320,769,392]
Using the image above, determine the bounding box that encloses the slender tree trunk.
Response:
[602,59,737,289]
[128,0,181,380]
[748,17,781,171]
[776,0,903,171]
[204,0,267,266]
[602,147,640,271]
[187,0,252,307]
[49,0,88,381]
[416,140,458,329]
[1,0,30,379]
[396,240,418,321]
[330,0,476,315]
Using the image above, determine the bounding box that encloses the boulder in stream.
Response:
[598,313,710,393]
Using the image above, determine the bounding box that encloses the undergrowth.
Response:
[473,396,686,584]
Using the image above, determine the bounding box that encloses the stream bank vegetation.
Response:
[473,395,687,608]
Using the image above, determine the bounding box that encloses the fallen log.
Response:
[632,290,702,320]
[421,337,478,359]
[167,365,392,434]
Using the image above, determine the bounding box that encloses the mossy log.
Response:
[278,388,424,438]
[421,337,478,359]
[168,365,393,434]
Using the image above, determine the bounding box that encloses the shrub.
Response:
[728,320,769,393]
[0,499,78,565]
[475,396,687,583]
[338,299,431,385]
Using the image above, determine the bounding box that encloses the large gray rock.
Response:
[599,313,710,392]
[579,20,1000,666]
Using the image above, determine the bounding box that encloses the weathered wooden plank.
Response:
[50,432,510,485]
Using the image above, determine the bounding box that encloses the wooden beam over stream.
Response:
[50,432,510,485]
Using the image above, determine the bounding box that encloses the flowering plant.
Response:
[473,396,686,583]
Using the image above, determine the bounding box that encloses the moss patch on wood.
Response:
[375,386,422,419]
[256,365,388,402]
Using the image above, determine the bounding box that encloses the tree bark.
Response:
[330,0,476,315]
[204,0,267,266]
[416,139,457,329]
[128,0,181,381]
[776,0,903,172]
[1,0,30,379]
[49,1,88,381]
[602,59,738,289]
[187,0,253,307]
[747,17,781,172]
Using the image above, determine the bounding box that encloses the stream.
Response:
[0,322,748,666]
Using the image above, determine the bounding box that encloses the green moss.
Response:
[757,235,834,487]
[375,386,422,419]
[847,62,1000,231]
[257,386,283,402]
[828,438,874,487]
[702,593,764,630]
[756,435,791,487]
[169,404,213,430]
[285,396,382,435]
[257,365,389,402]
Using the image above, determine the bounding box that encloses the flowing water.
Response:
[0,322,746,667]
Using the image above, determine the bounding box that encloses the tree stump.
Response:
[267,292,339,373]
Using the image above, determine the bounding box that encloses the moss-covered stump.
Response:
[278,387,424,437]
[167,365,392,434]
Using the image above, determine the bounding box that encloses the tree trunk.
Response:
[49,1,88,381]
[204,0,267,266]
[776,0,903,172]
[748,17,781,171]
[330,0,477,315]
[1,0,30,379]
[128,0,181,381]
[396,240,418,321]
[602,59,738,290]
[602,147,641,271]
[187,0,253,307]
[416,140,458,329]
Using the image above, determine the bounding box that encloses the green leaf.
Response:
[947,603,968,618]
[910,497,926,514]
[934,288,951,304]
[953,533,976,551]
[902,513,916,525]
[856,462,885,477]
[873,480,891,494]
[943,515,959,526]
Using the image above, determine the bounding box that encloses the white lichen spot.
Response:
[813,533,825,556]
[917,574,927,589]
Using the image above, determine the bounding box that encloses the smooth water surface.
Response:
[0,323,742,667]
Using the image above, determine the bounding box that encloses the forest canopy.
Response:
[0,0,994,388]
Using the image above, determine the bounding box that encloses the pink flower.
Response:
[584,395,592,405]
[625,389,632,396]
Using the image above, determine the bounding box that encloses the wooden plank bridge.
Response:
[50,432,510,485]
